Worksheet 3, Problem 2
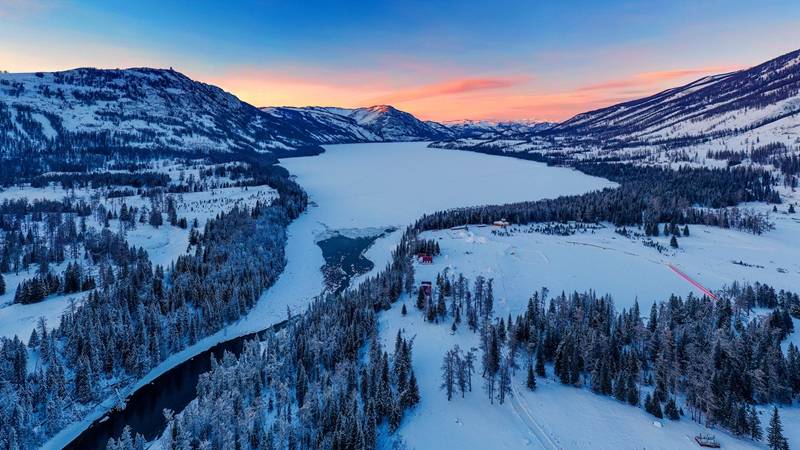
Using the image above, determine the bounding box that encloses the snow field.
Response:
[378,200,800,449]
[379,300,784,450]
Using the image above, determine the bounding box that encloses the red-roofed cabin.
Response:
[418,254,433,264]
[493,219,510,228]
[420,281,432,296]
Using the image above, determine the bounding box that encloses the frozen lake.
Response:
[283,141,615,227]
[236,141,615,334]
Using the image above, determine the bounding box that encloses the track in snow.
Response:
[666,264,718,300]
[509,384,560,450]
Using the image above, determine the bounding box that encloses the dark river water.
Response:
[317,228,395,294]
[64,322,286,450]
[66,228,388,449]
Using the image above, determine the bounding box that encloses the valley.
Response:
[1,32,799,450]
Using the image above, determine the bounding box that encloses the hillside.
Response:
[261,106,383,144]
[0,68,323,158]
[552,49,800,147]
[264,105,454,143]
[433,49,800,169]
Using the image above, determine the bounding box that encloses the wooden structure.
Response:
[694,434,720,448]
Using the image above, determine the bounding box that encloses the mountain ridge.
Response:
[548,48,800,147]
[0,67,325,159]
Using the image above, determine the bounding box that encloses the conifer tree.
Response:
[526,361,537,391]
[535,349,546,377]
[748,405,762,441]
[664,398,680,420]
[767,407,789,450]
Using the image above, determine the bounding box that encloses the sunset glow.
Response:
[1,0,798,121]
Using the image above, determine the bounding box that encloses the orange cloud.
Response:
[395,65,745,122]
[364,77,527,104]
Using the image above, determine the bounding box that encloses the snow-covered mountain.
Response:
[443,119,554,139]
[264,105,453,142]
[550,48,800,147]
[334,105,451,141]
[0,68,322,157]
[261,106,383,144]
[263,105,559,144]
[433,49,800,167]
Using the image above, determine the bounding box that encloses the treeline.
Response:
[160,228,424,450]
[707,142,799,188]
[13,262,95,304]
[0,160,306,449]
[0,198,92,218]
[0,208,88,275]
[423,270,799,440]
[412,164,778,235]
[30,171,171,190]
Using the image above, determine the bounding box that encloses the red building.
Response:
[418,254,433,264]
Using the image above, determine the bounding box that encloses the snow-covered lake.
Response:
[233,141,615,337]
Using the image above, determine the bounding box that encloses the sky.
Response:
[1,0,798,122]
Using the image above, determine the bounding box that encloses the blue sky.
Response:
[1,0,798,120]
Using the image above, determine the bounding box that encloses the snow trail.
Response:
[509,384,560,450]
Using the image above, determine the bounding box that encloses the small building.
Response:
[493,219,510,228]
[694,434,720,448]
[420,281,433,296]
[417,253,433,264]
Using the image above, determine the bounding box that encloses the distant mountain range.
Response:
[549,48,800,148]
[434,49,800,165]
[3,48,798,163]
[442,119,554,139]
[0,68,547,159]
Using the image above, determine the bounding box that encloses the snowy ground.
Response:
[378,202,800,450]
[414,207,800,313]
[0,183,276,345]
[379,300,791,450]
[41,141,613,449]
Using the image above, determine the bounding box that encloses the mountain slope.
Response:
[433,49,800,168]
[551,49,800,146]
[0,68,322,157]
[261,106,382,144]
[332,105,453,141]
[263,104,454,143]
